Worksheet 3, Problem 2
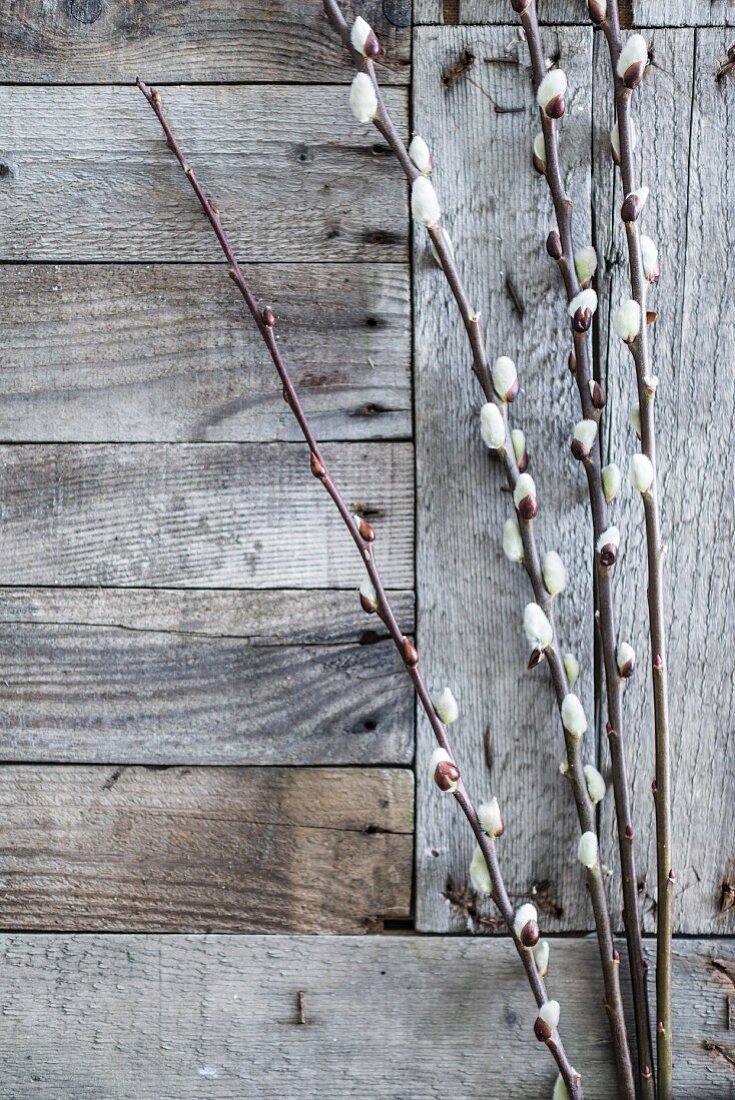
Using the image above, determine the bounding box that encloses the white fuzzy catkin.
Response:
[513,472,536,510]
[596,526,621,555]
[538,1000,561,1030]
[578,830,599,869]
[469,846,493,895]
[561,693,587,737]
[574,246,597,285]
[563,653,580,688]
[428,746,458,792]
[602,463,621,503]
[573,418,598,454]
[478,797,503,837]
[542,551,568,596]
[480,402,505,450]
[533,939,550,977]
[503,517,524,563]
[567,288,598,319]
[350,15,376,56]
[537,69,567,112]
[408,134,432,175]
[524,603,553,650]
[640,234,659,280]
[584,764,606,804]
[511,428,526,465]
[533,132,546,167]
[617,33,648,79]
[432,687,459,725]
[610,119,637,160]
[630,452,654,492]
[492,356,518,401]
[513,902,537,938]
[614,299,642,343]
[617,641,636,676]
[411,176,441,227]
[349,72,378,123]
[359,576,378,610]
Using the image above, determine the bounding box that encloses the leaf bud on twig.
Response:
[533,132,546,174]
[578,830,599,869]
[553,1074,572,1100]
[350,15,381,58]
[617,641,636,677]
[535,1000,561,1041]
[613,299,642,343]
[310,452,325,479]
[429,746,460,792]
[559,758,570,776]
[353,512,375,542]
[542,550,568,596]
[514,902,540,946]
[596,525,621,566]
[511,428,528,471]
[480,402,506,450]
[621,186,649,222]
[514,472,538,519]
[533,938,550,977]
[561,692,588,738]
[402,636,419,666]
[493,356,519,402]
[408,134,432,175]
[589,378,606,409]
[546,227,563,260]
[478,796,504,838]
[349,72,378,123]
[571,418,598,460]
[524,603,554,650]
[411,176,441,228]
[602,463,621,503]
[432,686,459,725]
[568,350,576,375]
[587,0,607,24]
[617,33,648,89]
[359,576,379,613]
[640,234,660,283]
[630,452,654,493]
[574,245,597,287]
[503,517,525,563]
[469,846,493,895]
[584,764,606,803]
[563,653,580,688]
[610,119,637,164]
[537,69,567,118]
[262,307,275,328]
[568,288,598,332]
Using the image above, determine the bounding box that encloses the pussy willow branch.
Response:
[512,3,654,1095]
[323,2,632,1090]
[593,8,673,1096]
[137,77,583,1100]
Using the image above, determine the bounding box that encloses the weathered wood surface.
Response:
[0,85,408,263]
[414,0,735,26]
[0,934,731,1098]
[596,29,735,936]
[0,588,414,764]
[0,0,411,83]
[0,262,411,442]
[0,442,413,588]
[0,766,413,931]
[413,26,595,933]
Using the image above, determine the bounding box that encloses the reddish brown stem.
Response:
[137,76,583,1100]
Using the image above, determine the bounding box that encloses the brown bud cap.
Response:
[517,494,538,521]
[613,949,621,962]
[357,517,375,542]
[310,453,325,479]
[590,380,607,409]
[621,193,643,222]
[568,350,577,375]
[652,778,658,794]
[588,0,606,23]
[622,60,646,90]
[573,307,593,333]
[546,229,563,261]
[402,637,419,667]
[511,0,531,10]
[619,655,635,678]
[520,919,540,948]
[534,1018,553,1043]
[571,439,589,461]
[151,89,161,105]
[647,310,658,325]
[364,30,381,59]
[262,307,276,328]
[653,653,664,670]
[532,152,546,176]
[625,824,634,839]
[359,591,378,614]
[668,868,675,882]
[599,541,618,567]
[517,448,529,473]
[642,1066,653,1081]
[434,759,461,792]
[209,200,220,215]
[545,95,566,120]
[528,647,544,670]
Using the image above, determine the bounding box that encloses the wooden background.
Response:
[0,1,733,1096]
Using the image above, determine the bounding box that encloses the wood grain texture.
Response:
[0,442,413,588]
[414,0,735,25]
[0,85,408,263]
[0,588,414,765]
[0,934,731,1098]
[0,0,411,84]
[413,26,595,933]
[596,29,735,935]
[0,262,411,442]
[0,766,414,931]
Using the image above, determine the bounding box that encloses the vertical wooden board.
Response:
[412,0,579,25]
[413,26,595,932]
[596,30,735,934]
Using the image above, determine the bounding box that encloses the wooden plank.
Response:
[0,442,413,588]
[0,86,408,263]
[0,935,730,1097]
[634,3,735,26]
[597,29,735,935]
[0,766,413,931]
[415,1,735,25]
[0,588,414,765]
[0,0,411,84]
[0,262,411,443]
[413,26,595,932]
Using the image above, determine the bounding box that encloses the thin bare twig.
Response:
[137,76,583,1100]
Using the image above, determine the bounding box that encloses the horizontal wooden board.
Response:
[0,588,414,765]
[0,766,414,931]
[0,935,730,1097]
[0,262,411,442]
[0,442,414,588]
[0,86,408,263]
[0,0,411,84]
[414,0,734,25]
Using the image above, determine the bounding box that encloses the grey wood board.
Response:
[0,442,414,588]
[414,0,735,26]
[596,28,735,936]
[0,934,731,1098]
[0,765,414,932]
[413,26,596,933]
[0,0,411,84]
[0,588,414,765]
[0,85,408,263]
[0,262,411,442]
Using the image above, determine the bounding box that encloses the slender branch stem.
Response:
[137,76,583,1100]
[513,4,654,1095]
[595,9,673,1095]
[321,2,633,1091]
